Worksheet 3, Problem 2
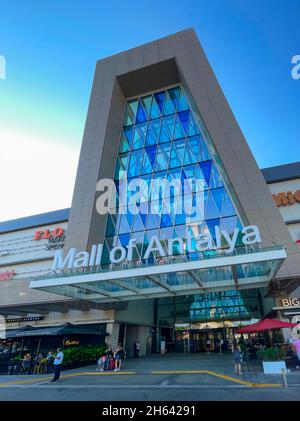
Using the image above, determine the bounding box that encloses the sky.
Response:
[0,0,299,221]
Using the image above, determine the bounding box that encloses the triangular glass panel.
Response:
[159,118,172,144]
[136,101,147,124]
[128,149,143,178]
[164,115,175,139]
[173,115,186,140]
[145,211,160,229]
[132,213,144,232]
[119,233,130,247]
[141,151,152,175]
[221,189,236,217]
[169,143,181,169]
[198,135,212,162]
[209,162,224,189]
[168,86,180,110]
[119,213,132,234]
[123,126,134,146]
[177,88,189,112]
[175,212,186,226]
[123,103,134,127]
[205,191,221,220]
[118,131,130,153]
[199,160,212,186]
[146,145,157,167]
[221,216,238,236]
[150,95,161,119]
[146,118,161,146]
[206,218,221,243]
[178,110,190,133]
[187,113,200,136]
[128,99,139,120]
[101,242,110,265]
[155,143,171,171]
[154,91,165,113]
[163,91,176,116]
[183,141,197,165]
[174,139,186,165]
[105,214,116,236]
[141,95,152,119]
[132,122,147,150]
[211,188,224,214]
[160,213,173,228]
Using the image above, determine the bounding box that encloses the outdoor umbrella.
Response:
[236,318,297,333]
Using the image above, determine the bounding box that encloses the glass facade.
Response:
[103,85,245,266]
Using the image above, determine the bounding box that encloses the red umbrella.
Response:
[236,318,297,333]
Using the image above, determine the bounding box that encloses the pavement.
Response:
[0,353,300,401]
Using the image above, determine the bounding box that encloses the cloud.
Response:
[0,131,79,221]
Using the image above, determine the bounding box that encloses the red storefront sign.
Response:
[0,271,14,281]
[33,227,65,240]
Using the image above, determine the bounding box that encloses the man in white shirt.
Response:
[50,348,64,383]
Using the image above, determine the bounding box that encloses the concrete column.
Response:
[106,322,120,350]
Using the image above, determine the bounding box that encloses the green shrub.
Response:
[257,347,285,361]
[62,345,106,367]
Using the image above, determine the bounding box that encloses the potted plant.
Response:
[257,347,287,374]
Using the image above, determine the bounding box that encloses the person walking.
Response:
[232,343,243,375]
[50,347,64,382]
[134,340,140,358]
[206,337,211,354]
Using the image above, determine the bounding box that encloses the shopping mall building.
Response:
[0,29,299,358]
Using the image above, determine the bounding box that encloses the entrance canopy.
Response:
[236,317,297,333]
[30,246,286,304]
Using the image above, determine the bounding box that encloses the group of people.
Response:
[96,343,126,372]
[19,348,64,382]
[19,351,55,375]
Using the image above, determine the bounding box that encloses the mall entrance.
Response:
[156,289,264,353]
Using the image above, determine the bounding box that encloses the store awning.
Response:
[3,323,107,339]
[30,246,286,303]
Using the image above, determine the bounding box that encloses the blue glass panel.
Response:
[141,95,152,119]
[199,160,212,186]
[155,143,171,171]
[160,213,173,228]
[205,191,221,220]
[123,103,134,126]
[119,132,130,153]
[177,89,189,111]
[174,139,186,165]
[128,99,139,120]
[168,87,180,110]
[221,216,238,235]
[132,213,144,232]
[164,114,175,139]
[178,110,190,133]
[136,101,147,124]
[123,126,134,146]
[119,233,130,247]
[206,218,221,242]
[101,242,110,265]
[119,213,132,234]
[183,141,197,165]
[187,114,200,136]
[146,145,157,167]
[163,91,175,116]
[150,96,161,119]
[145,211,160,229]
[146,118,161,146]
[159,119,172,144]
[169,143,181,169]
[221,189,236,217]
[105,215,116,236]
[173,115,186,140]
[132,122,147,150]
[128,149,143,178]
[209,162,224,189]
[211,188,224,213]
[141,151,152,175]
[154,91,165,113]
[198,135,212,161]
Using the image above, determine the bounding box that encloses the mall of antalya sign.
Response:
[52,225,262,271]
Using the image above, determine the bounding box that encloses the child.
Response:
[96,355,106,372]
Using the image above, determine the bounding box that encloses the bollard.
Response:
[281,368,288,388]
